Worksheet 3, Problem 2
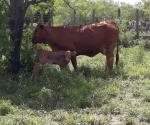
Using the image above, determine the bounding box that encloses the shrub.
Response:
[0,100,13,116]
[23,84,42,98]
[140,108,150,123]
[0,76,18,94]
[33,69,94,108]
[35,87,54,109]
[120,31,134,47]
[0,113,44,125]
[143,91,150,102]
[134,44,145,64]
[143,40,150,51]
[21,27,36,72]
[125,117,135,125]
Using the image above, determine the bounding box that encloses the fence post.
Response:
[73,9,76,25]
[118,8,121,20]
[135,9,139,39]
[39,12,44,23]
[92,9,95,22]
[48,10,53,26]
[118,8,120,18]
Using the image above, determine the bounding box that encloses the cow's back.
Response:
[72,23,118,56]
[47,22,118,56]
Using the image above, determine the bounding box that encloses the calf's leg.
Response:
[32,63,41,81]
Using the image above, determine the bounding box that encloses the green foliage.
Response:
[27,0,54,15]
[35,69,93,108]
[120,3,135,20]
[143,40,150,51]
[143,90,150,102]
[124,116,136,125]
[140,107,150,123]
[35,87,53,108]
[140,0,150,17]
[21,26,36,72]
[50,110,111,125]
[0,75,18,94]
[0,110,44,125]
[0,100,14,116]
[100,103,122,115]
[134,44,145,64]
[0,1,10,71]
[120,31,135,47]
[23,84,41,97]
[54,0,118,26]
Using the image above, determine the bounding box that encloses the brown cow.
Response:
[32,21,119,70]
[32,49,76,78]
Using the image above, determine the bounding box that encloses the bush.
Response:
[35,87,54,109]
[0,113,44,125]
[0,76,18,94]
[143,91,150,102]
[0,100,14,116]
[29,68,94,109]
[143,40,150,51]
[125,117,135,125]
[134,44,145,64]
[120,31,135,47]
[21,27,36,72]
[140,108,150,123]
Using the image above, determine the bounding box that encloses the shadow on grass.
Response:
[76,65,127,80]
[0,65,127,111]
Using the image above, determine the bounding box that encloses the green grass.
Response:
[0,44,150,125]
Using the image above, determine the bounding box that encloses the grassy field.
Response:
[0,44,150,125]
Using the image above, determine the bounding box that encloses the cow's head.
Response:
[32,23,49,45]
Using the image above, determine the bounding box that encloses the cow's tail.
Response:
[116,29,120,66]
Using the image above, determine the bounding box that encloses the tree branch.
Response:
[62,0,76,10]
[62,0,87,11]
[2,0,10,9]
[25,0,48,10]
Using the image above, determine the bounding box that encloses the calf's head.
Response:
[49,50,76,68]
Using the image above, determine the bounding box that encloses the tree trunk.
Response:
[9,0,25,74]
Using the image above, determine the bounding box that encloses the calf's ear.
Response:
[65,51,71,62]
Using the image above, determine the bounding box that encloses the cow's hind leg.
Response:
[71,56,77,70]
[105,51,114,71]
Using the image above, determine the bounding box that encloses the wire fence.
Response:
[24,8,150,39]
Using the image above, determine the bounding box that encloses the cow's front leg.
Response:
[71,56,77,70]
[105,52,114,71]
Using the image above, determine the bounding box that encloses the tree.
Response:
[2,0,53,74]
[0,1,10,58]
[141,0,150,17]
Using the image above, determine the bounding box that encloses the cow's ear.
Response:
[65,51,71,62]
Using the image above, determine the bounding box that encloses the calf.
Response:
[32,49,76,78]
